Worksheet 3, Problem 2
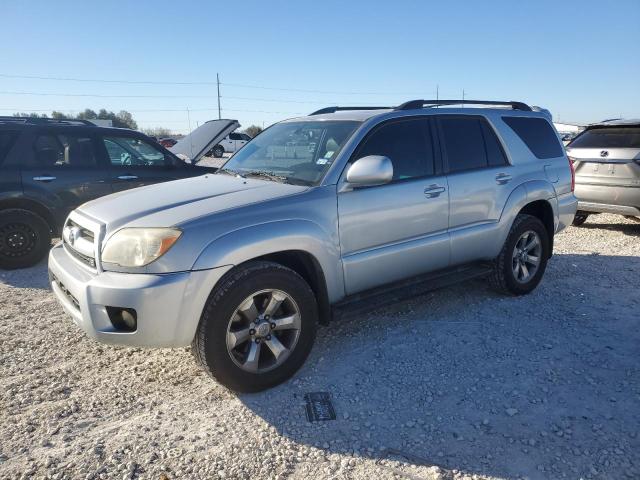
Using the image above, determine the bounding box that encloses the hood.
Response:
[169,119,240,163]
[78,174,308,233]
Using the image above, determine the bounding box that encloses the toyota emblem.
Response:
[600,150,609,158]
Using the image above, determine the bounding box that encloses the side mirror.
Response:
[345,155,393,187]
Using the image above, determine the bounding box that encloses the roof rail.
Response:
[0,116,96,126]
[309,106,392,116]
[395,99,532,112]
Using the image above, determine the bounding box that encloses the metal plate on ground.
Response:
[304,392,336,422]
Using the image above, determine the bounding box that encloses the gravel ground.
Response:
[1,214,639,480]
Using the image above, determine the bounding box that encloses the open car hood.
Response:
[169,119,240,164]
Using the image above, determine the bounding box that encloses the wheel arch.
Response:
[517,199,555,257]
[0,197,57,233]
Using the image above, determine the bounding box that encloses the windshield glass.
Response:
[569,127,640,149]
[219,121,360,185]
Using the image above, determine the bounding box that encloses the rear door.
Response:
[437,115,513,265]
[20,128,111,226]
[338,116,450,294]
[567,126,640,200]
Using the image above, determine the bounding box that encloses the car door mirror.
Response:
[345,155,393,187]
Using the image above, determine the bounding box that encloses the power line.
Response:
[0,72,434,96]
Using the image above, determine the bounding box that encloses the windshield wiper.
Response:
[243,170,289,183]
[216,168,245,178]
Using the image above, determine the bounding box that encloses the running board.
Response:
[331,263,493,321]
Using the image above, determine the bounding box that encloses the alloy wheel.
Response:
[226,289,302,373]
[511,230,542,283]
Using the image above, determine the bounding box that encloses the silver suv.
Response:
[49,100,577,392]
[566,119,640,225]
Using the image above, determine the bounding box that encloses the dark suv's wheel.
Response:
[192,261,318,392]
[490,214,550,295]
[212,145,224,158]
[0,209,52,270]
[572,211,590,226]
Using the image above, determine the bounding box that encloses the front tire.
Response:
[192,261,318,392]
[572,211,590,226]
[0,209,51,270]
[490,214,550,295]
[212,145,224,158]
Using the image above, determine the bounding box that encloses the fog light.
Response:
[106,307,137,332]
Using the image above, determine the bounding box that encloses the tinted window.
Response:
[33,133,97,167]
[103,136,172,167]
[481,122,508,166]
[569,127,640,149]
[356,118,434,180]
[503,116,563,159]
[440,117,487,172]
[241,134,252,141]
[0,131,18,165]
[229,133,242,140]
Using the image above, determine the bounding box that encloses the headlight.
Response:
[101,228,182,267]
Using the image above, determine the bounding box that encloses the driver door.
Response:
[100,134,182,192]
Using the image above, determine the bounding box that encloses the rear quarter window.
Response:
[0,131,19,165]
[502,116,564,159]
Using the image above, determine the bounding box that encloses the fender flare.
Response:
[191,219,344,302]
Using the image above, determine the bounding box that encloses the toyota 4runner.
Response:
[48,100,577,392]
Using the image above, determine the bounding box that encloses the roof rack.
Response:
[309,106,392,116]
[0,116,95,126]
[395,99,532,112]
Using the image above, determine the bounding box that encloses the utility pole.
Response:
[436,84,439,108]
[462,88,465,107]
[217,73,221,120]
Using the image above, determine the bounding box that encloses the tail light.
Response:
[567,156,576,192]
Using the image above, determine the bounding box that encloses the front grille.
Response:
[62,217,97,269]
[51,274,80,310]
[64,243,96,268]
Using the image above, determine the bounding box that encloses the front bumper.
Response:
[48,243,231,348]
[556,192,578,232]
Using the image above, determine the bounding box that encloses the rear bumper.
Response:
[48,243,232,348]
[556,192,578,233]
[575,183,640,214]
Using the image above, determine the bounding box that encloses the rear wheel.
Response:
[572,211,590,226]
[212,145,224,158]
[0,209,51,270]
[490,214,550,295]
[192,261,318,392]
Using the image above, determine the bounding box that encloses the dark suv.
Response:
[0,117,218,269]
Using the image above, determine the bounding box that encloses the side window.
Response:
[0,131,19,165]
[33,133,97,167]
[229,133,242,141]
[439,117,487,172]
[355,118,434,180]
[241,134,252,141]
[502,117,564,159]
[481,121,508,166]
[102,136,172,167]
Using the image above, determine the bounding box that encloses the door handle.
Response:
[117,175,139,180]
[495,173,512,184]
[33,176,56,182]
[424,185,446,198]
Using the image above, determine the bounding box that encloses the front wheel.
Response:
[212,145,224,158]
[572,211,590,226]
[0,209,51,270]
[192,261,318,392]
[490,214,550,295]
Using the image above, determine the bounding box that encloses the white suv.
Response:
[210,132,251,157]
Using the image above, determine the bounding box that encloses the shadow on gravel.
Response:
[0,260,50,290]
[578,219,640,237]
[239,253,640,479]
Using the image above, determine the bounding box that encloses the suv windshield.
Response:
[569,127,640,149]
[219,121,360,185]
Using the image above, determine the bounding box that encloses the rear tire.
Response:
[212,145,224,158]
[0,209,51,270]
[490,214,550,295]
[192,261,318,393]
[572,211,590,226]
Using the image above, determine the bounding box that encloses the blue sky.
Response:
[2,0,639,133]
